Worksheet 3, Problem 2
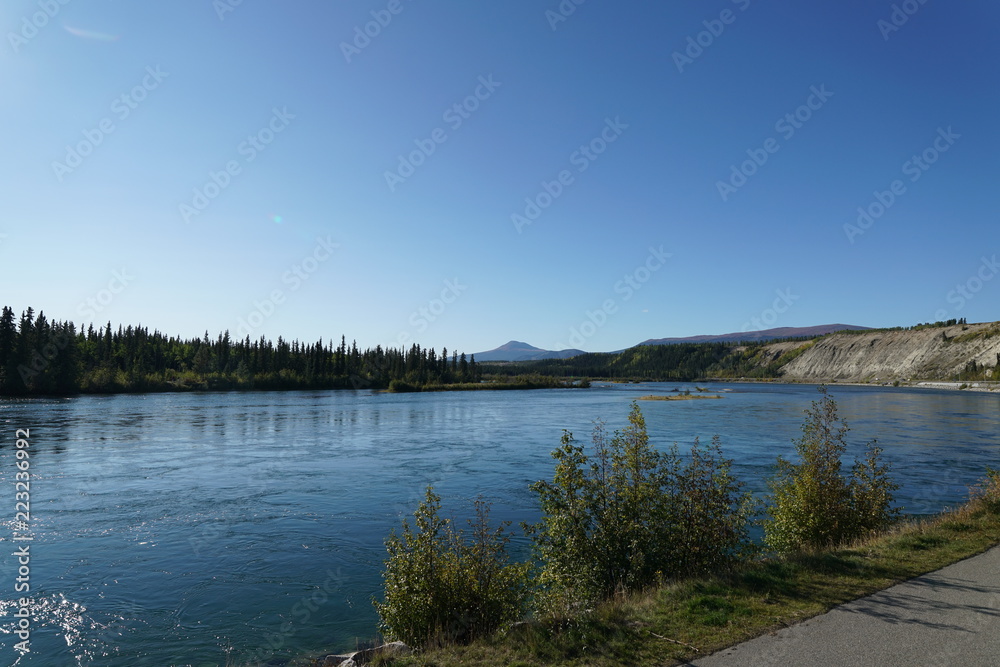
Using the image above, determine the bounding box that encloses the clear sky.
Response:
[2,1,997,354]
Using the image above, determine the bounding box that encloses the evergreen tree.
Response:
[0,307,15,393]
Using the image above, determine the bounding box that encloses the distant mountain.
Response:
[638,324,871,347]
[473,341,586,362]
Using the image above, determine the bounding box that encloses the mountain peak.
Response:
[496,340,542,351]
[473,341,585,362]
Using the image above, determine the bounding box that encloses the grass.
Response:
[952,324,1000,344]
[377,485,1000,667]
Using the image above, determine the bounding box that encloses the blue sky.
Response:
[2,1,997,354]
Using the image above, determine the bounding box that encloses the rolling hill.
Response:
[638,324,870,346]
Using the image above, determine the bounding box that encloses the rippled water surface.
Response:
[1,383,997,665]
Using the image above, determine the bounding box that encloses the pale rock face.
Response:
[771,323,1000,383]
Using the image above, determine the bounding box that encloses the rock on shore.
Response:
[312,641,411,667]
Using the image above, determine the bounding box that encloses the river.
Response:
[0,382,997,665]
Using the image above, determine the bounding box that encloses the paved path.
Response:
[687,545,1000,667]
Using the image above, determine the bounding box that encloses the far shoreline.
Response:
[4,377,998,401]
[705,377,1000,394]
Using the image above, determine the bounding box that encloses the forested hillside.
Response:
[0,306,480,395]
[482,341,789,381]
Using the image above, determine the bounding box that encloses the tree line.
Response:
[0,306,481,395]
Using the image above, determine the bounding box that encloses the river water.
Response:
[1,383,997,665]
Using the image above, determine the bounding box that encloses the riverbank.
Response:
[912,380,1000,393]
[364,472,1000,667]
[708,377,1000,393]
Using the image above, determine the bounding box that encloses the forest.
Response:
[0,306,484,395]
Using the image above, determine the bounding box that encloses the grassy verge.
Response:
[380,494,1000,667]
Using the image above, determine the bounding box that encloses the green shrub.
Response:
[527,402,754,614]
[388,379,420,392]
[850,439,901,535]
[673,435,758,577]
[374,487,530,647]
[972,467,1000,513]
[763,388,900,554]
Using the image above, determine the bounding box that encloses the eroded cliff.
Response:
[766,322,1000,382]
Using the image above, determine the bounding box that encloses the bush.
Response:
[527,402,754,614]
[763,388,900,554]
[374,487,530,647]
[673,435,758,577]
[972,467,1000,513]
[850,439,901,535]
[388,379,420,393]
